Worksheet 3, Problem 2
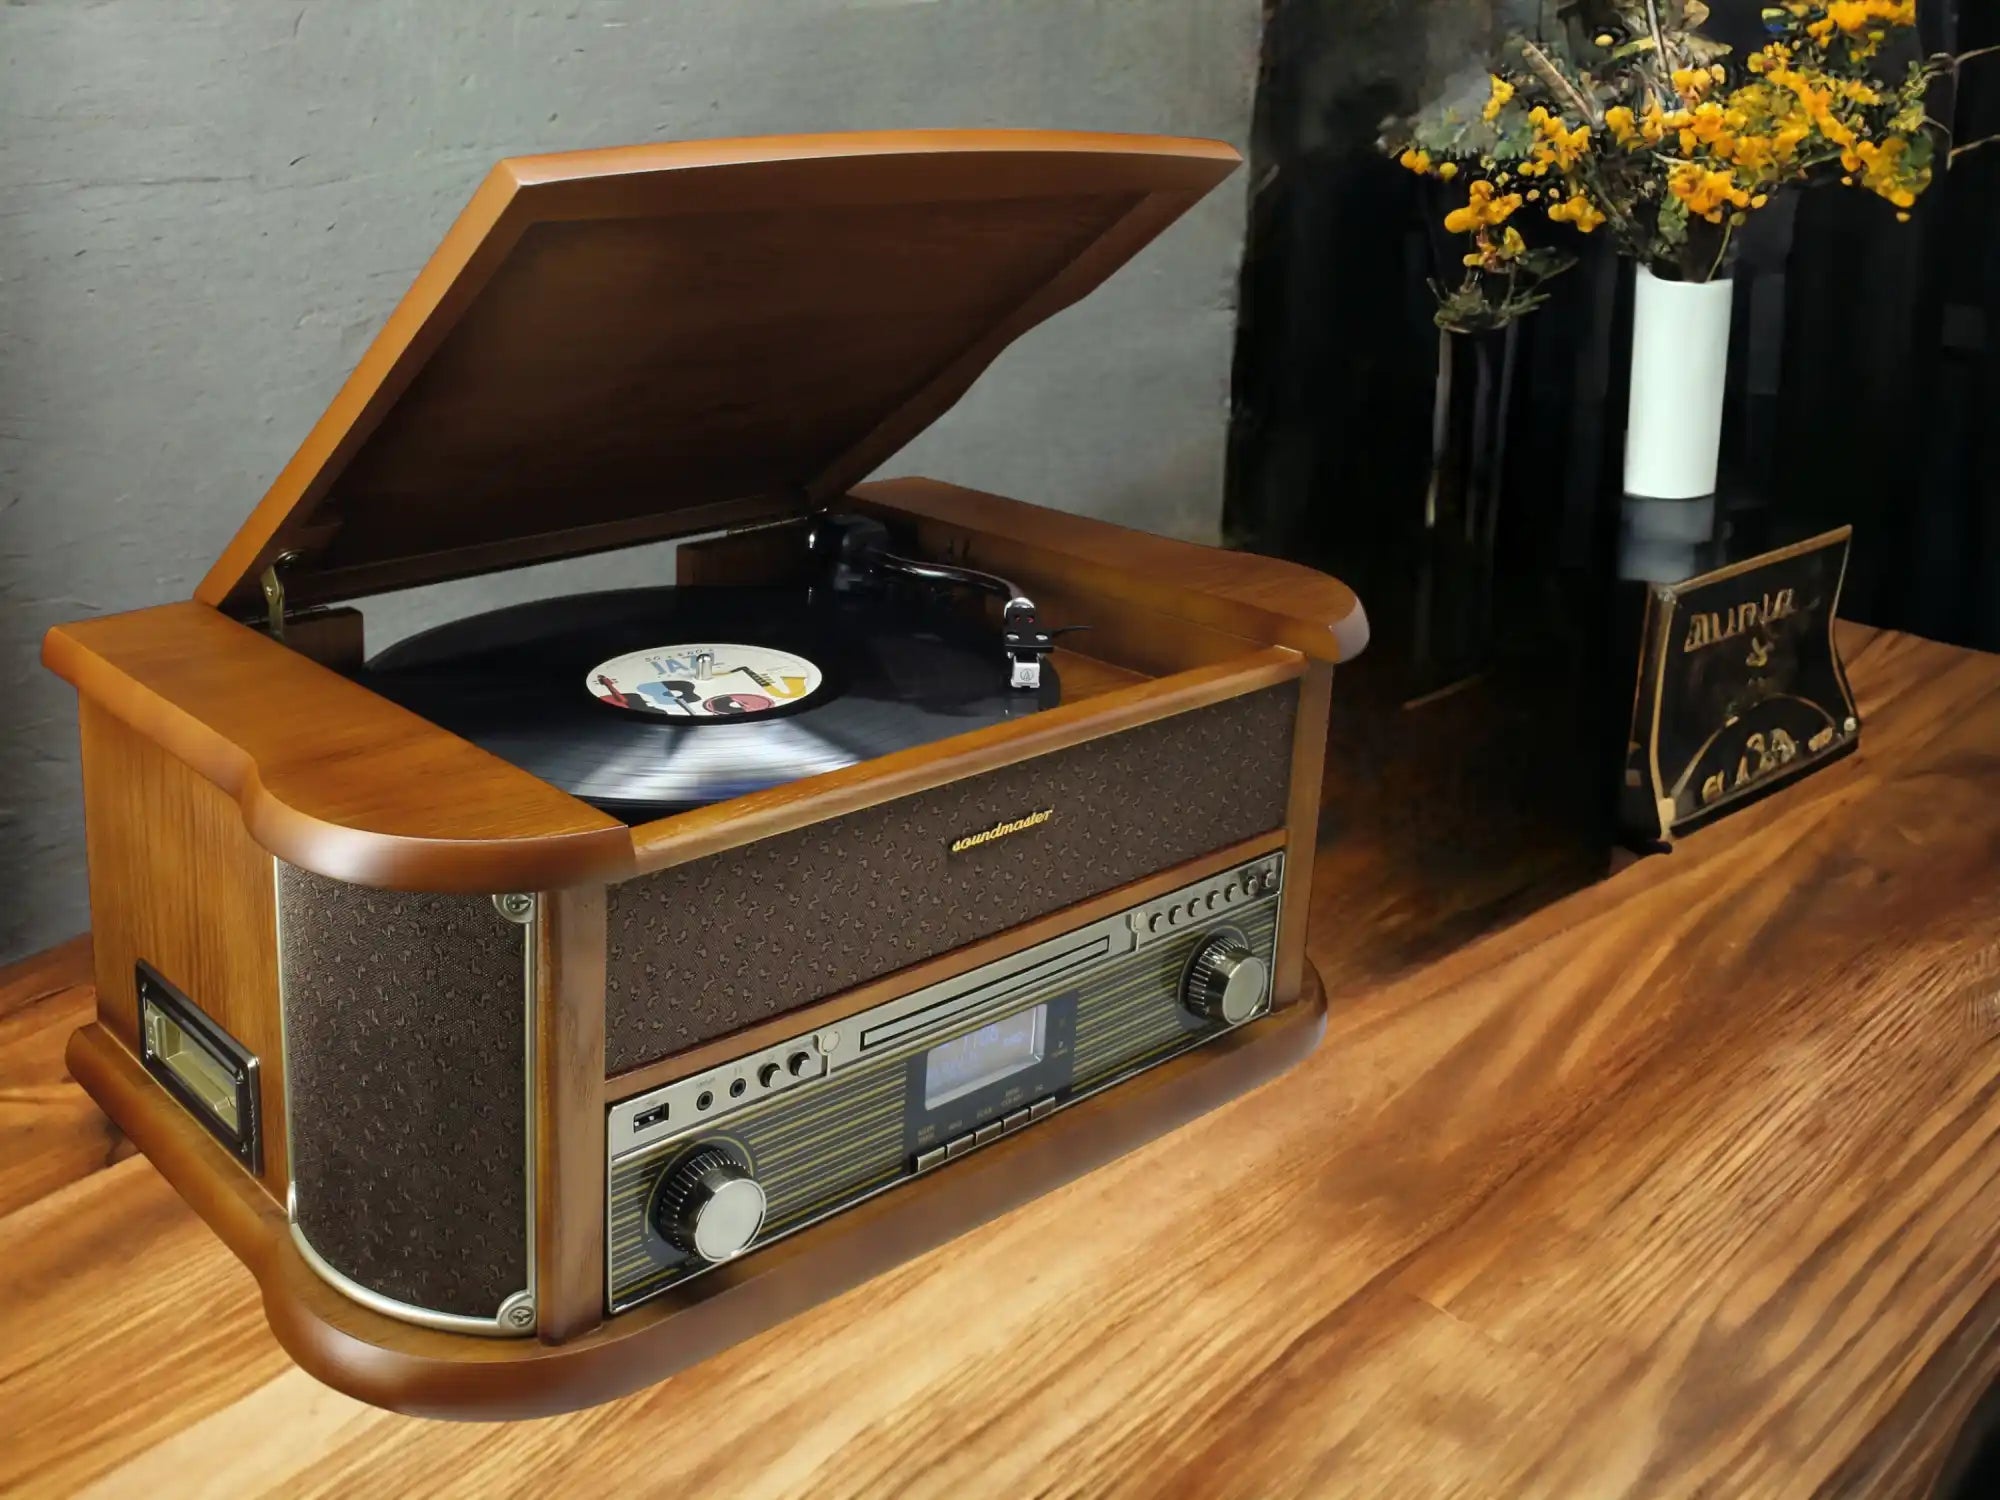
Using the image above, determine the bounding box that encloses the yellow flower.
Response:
[1459,214,1532,274]
[1825,1,1917,38]
[1851,135,1931,211]
[1547,192,1607,233]
[1482,75,1516,123]
[1399,148,1433,176]
[1673,67,1715,103]
[1605,105,1640,148]
[1675,101,1748,161]
[1669,163,1753,223]
[1443,178,1523,235]
[1523,106,1593,176]
[1763,60,1857,150]
[1437,160,1460,181]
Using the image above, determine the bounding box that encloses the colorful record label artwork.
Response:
[586,644,823,720]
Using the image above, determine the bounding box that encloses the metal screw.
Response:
[493,893,535,924]
[498,1291,536,1330]
[1843,717,1858,734]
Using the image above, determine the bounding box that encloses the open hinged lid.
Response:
[197,130,1241,616]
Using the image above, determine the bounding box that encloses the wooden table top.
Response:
[5,624,1998,1499]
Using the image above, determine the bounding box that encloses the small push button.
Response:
[915,1147,946,1172]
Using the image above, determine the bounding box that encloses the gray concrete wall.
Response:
[0,0,1259,963]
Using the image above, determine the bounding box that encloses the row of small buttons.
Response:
[1137,861,1281,938]
[912,1096,1058,1173]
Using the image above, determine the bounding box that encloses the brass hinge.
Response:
[258,551,301,641]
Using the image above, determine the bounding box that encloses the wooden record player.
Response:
[41,131,1367,1418]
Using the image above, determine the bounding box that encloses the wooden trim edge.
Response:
[626,647,1306,876]
[854,477,1371,664]
[43,612,1299,894]
[42,621,635,893]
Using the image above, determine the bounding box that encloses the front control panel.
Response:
[605,852,1284,1314]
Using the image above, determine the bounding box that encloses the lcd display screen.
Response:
[924,1005,1047,1109]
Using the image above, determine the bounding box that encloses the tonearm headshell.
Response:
[808,512,1056,690]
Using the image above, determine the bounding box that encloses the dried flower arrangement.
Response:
[1383,2,1986,332]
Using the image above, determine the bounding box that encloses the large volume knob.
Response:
[652,1147,766,1263]
[1182,935,1269,1025]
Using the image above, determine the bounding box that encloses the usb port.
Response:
[633,1102,669,1131]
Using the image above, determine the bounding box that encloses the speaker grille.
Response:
[277,868,528,1319]
[605,683,1298,1074]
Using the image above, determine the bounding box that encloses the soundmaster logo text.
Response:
[949,808,1054,854]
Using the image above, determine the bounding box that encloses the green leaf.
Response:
[1657,194,1690,249]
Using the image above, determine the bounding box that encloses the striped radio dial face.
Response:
[607,854,1283,1314]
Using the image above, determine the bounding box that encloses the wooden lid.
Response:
[198,131,1241,614]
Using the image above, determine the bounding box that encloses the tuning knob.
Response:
[651,1147,766,1263]
[1182,936,1269,1025]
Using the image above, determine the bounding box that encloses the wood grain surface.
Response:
[5,624,1999,1497]
[42,602,634,893]
[856,477,1369,664]
[76,700,289,1199]
[193,132,1239,614]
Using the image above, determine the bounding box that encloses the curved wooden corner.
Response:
[70,964,1326,1420]
[44,603,633,893]
[853,477,1370,665]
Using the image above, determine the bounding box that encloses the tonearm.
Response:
[806,514,1055,691]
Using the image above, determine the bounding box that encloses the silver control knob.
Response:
[1182,936,1269,1025]
[652,1147,766,1263]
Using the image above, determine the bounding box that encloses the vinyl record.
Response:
[355,586,1060,819]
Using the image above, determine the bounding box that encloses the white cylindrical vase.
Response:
[1623,267,1734,501]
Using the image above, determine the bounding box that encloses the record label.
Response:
[586,643,823,720]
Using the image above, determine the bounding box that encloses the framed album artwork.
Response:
[1622,527,1858,848]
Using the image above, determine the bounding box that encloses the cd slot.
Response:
[858,935,1110,1052]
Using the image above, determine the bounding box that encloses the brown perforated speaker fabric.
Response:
[605,683,1299,1074]
[278,868,528,1319]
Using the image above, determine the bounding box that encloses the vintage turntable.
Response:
[42,131,1368,1418]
